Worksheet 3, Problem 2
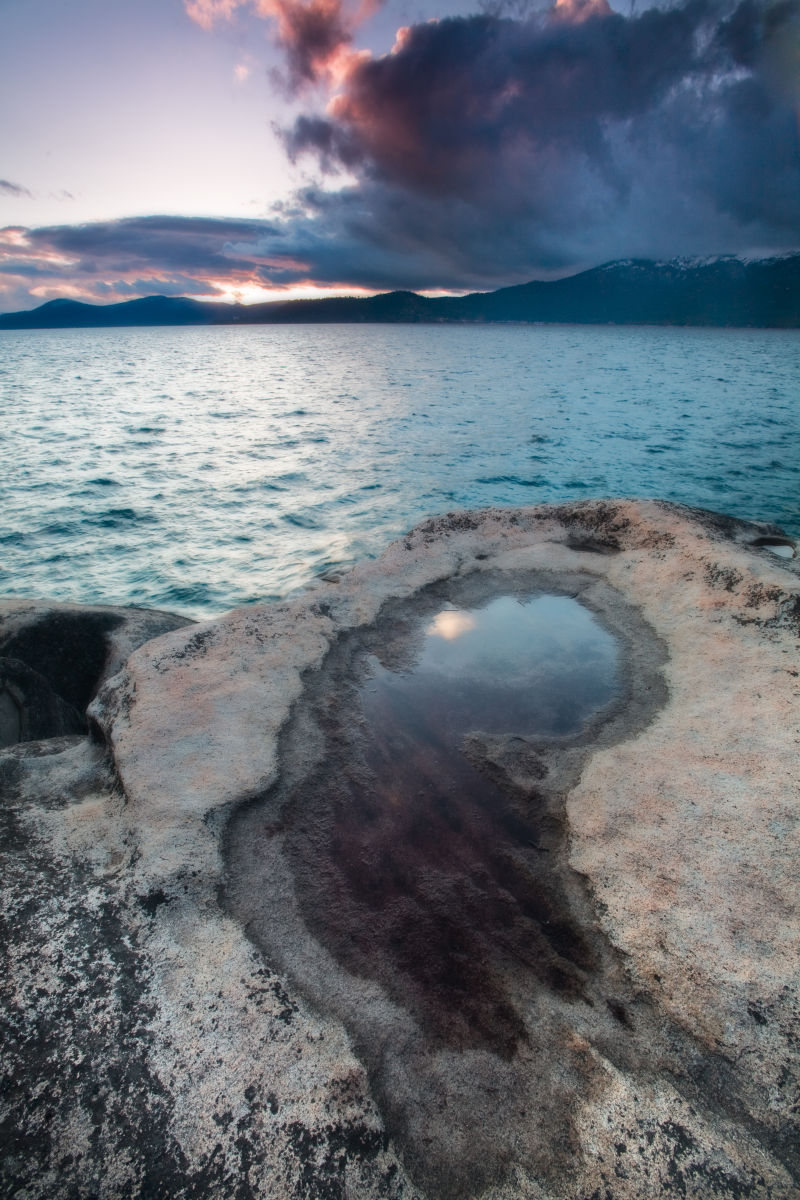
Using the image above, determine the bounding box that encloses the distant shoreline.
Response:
[2,254,799,330]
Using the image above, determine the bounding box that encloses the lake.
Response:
[1,323,798,617]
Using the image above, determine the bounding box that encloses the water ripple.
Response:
[0,323,798,617]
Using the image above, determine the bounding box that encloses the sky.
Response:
[1,0,799,311]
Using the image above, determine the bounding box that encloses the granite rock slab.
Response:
[1,500,798,1200]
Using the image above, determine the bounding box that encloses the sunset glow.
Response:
[199,280,378,304]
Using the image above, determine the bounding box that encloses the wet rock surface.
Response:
[1,500,799,1199]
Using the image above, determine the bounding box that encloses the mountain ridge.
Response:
[2,255,799,329]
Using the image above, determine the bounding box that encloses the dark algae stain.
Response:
[285,1120,388,1200]
[224,569,682,1197]
[0,749,184,1199]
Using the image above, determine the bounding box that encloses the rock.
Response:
[1,499,799,1199]
[0,600,194,742]
[0,657,85,747]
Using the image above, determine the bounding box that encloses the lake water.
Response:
[1,323,798,618]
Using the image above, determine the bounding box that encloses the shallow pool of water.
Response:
[224,575,669,1195]
[363,593,620,748]
[237,588,624,1057]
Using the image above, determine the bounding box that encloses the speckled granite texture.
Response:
[1,500,798,1199]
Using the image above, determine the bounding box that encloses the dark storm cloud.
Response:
[288,3,700,191]
[279,0,800,282]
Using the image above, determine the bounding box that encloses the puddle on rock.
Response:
[365,592,620,743]
[751,537,796,559]
[225,571,669,1198]
[334,593,621,1054]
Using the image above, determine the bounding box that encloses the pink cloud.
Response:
[185,0,379,85]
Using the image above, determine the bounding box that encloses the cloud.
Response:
[0,206,470,312]
[184,0,242,27]
[280,0,800,278]
[184,0,375,85]
[0,216,293,310]
[20,215,281,271]
[0,179,34,199]
[2,0,799,311]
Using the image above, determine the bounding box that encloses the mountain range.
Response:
[2,255,799,329]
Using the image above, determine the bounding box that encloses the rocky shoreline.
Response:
[1,499,799,1199]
